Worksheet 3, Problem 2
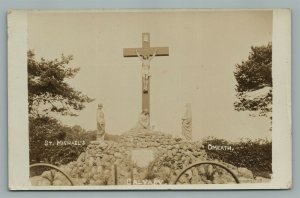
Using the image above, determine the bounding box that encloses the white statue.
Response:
[136,49,157,93]
[129,109,151,133]
[138,109,150,130]
[96,103,105,141]
[182,103,192,141]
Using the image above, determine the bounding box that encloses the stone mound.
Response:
[31,131,268,185]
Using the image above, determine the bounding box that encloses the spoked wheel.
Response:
[173,161,240,184]
[30,163,74,186]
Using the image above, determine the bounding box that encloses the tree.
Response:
[29,116,66,164]
[29,116,94,165]
[28,50,94,165]
[28,50,94,117]
[234,43,272,119]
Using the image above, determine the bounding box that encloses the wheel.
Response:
[173,161,240,184]
[30,163,74,186]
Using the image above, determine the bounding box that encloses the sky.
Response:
[28,10,273,140]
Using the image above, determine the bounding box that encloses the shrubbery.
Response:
[202,137,272,177]
[29,116,96,166]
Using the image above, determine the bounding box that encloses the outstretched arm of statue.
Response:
[136,49,143,61]
[149,49,158,61]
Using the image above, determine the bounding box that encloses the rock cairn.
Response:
[30,131,268,186]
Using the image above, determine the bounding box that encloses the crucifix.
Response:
[123,33,169,115]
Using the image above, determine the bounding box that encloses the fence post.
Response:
[114,164,118,185]
[130,162,134,185]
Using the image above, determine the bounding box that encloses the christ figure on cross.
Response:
[123,33,169,114]
[136,49,157,93]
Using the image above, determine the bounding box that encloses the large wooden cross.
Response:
[123,33,169,114]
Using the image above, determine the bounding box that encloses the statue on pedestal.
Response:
[138,108,150,130]
[182,103,192,141]
[96,103,105,141]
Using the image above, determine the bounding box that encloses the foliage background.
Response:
[203,137,272,177]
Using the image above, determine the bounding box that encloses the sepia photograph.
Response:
[8,9,291,190]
